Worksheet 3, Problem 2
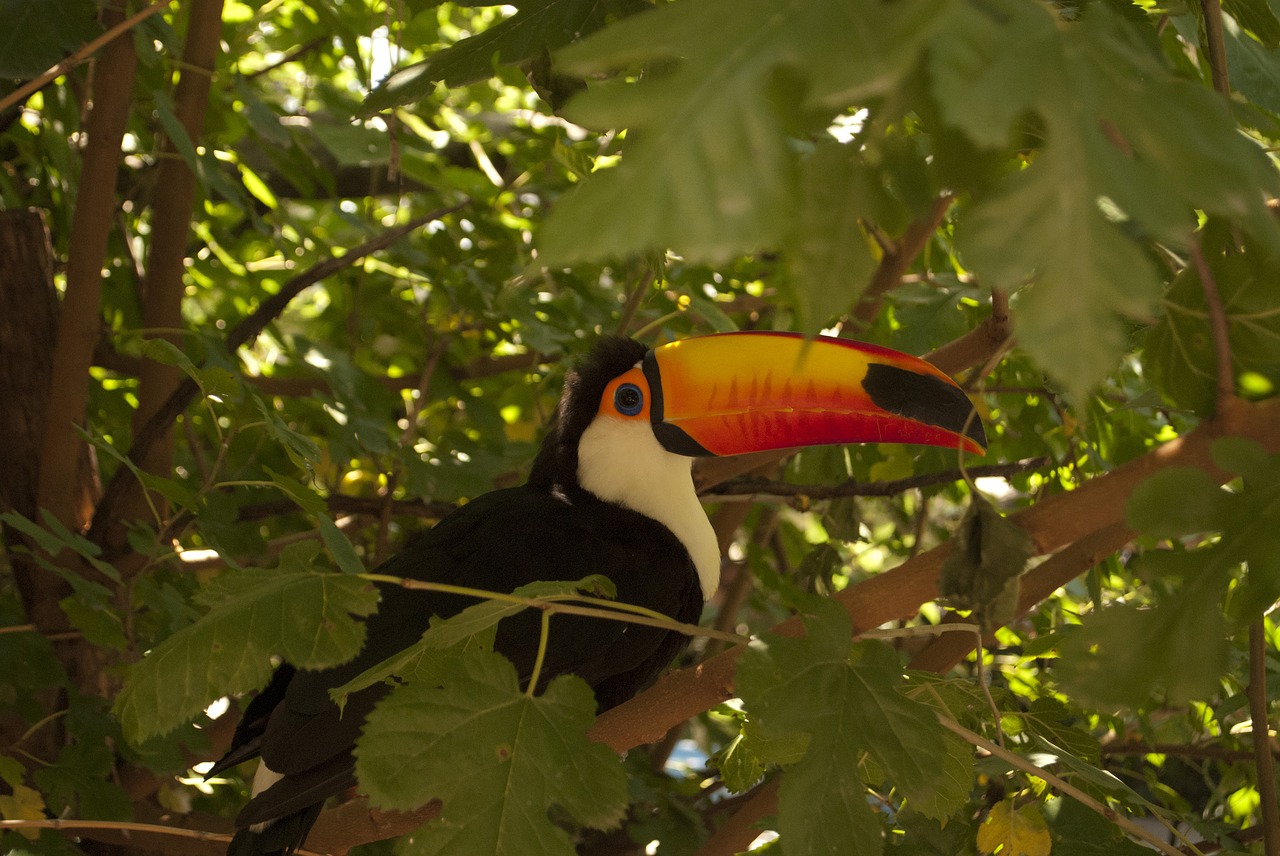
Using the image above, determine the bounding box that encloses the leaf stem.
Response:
[527,609,552,698]
[1188,238,1235,416]
[937,715,1187,856]
[360,573,750,648]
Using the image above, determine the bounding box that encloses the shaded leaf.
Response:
[938,492,1032,632]
[355,650,628,855]
[0,0,99,79]
[539,0,937,265]
[737,601,949,853]
[115,544,378,743]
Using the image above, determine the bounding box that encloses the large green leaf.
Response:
[737,602,952,850]
[1146,225,1280,416]
[0,0,100,79]
[538,0,938,266]
[355,650,628,855]
[949,2,1279,403]
[115,544,378,743]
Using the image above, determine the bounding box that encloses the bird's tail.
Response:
[226,803,323,856]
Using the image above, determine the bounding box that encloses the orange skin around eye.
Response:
[599,367,651,421]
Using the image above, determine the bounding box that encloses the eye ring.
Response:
[614,382,644,416]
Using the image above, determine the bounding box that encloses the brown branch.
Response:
[0,0,169,115]
[87,202,467,548]
[111,0,225,557]
[1200,0,1231,98]
[703,458,1048,501]
[37,0,137,531]
[1189,239,1236,418]
[1100,741,1278,762]
[94,345,548,395]
[1248,622,1280,856]
[908,521,1135,673]
[693,777,778,856]
[925,286,1012,378]
[850,192,954,328]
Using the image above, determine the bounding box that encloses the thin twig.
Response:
[1248,622,1280,856]
[0,0,172,115]
[615,267,656,336]
[703,458,1048,500]
[360,572,751,648]
[1188,239,1235,415]
[938,715,1187,856]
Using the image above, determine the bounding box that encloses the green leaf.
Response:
[59,597,127,651]
[355,650,628,855]
[539,0,937,266]
[937,493,1033,632]
[115,544,378,743]
[713,732,767,794]
[1126,467,1228,539]
[1054,571,1230,709]
[737,601,949,853]
[317,515,365,574]
[0,0,100,79]
[1146,225,1280,416]
[951,4,1280,403]
[782,144,884,331]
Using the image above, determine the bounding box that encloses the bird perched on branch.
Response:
[208,331,986,855]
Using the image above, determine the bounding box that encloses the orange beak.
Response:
[640,332,985,457]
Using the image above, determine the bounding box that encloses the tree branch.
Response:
[589,395,1280,756]
[850,192,954,328]
[37,0,137,532]
[0,0,169,115]
[1200,0,1232,98]
[702,458,1048,501]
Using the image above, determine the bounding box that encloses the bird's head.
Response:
[530,330,983,496]
[527,331,985,597]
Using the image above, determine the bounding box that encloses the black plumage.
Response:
[212,337,705,855]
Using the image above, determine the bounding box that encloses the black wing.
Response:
[217,484,703,831]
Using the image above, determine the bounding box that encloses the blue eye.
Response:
[614,383,644,416]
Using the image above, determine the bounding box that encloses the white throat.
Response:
[576,417,721,599]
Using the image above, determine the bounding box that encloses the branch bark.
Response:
[37,0,137,531]
[111,0,225,559]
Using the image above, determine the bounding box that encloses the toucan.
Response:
[209,331,986,855]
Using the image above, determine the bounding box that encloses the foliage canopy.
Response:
[2,0,1280,854]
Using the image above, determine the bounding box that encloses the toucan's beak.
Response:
[641,332,985,457]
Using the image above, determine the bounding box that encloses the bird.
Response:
[208,331,987,855]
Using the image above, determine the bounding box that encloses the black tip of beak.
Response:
[863,363,987,450]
